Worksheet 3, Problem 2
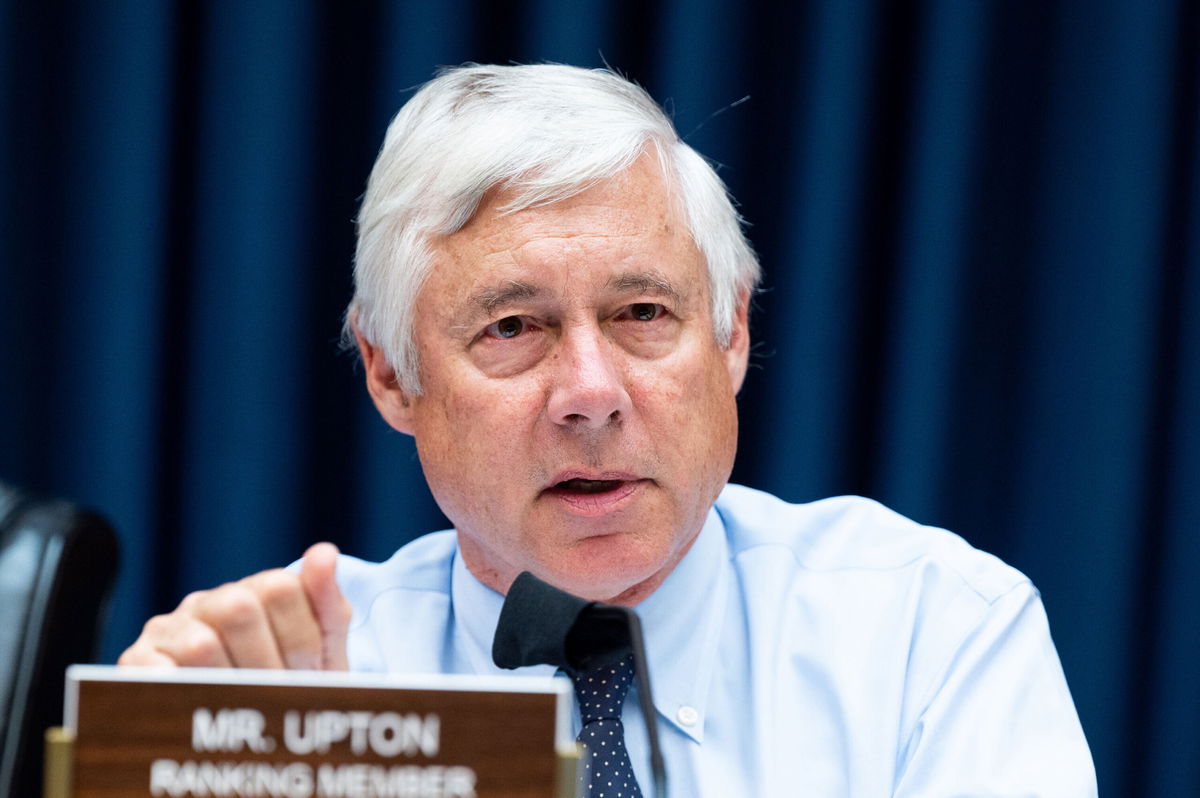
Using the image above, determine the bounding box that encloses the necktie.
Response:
[571,655,644,798]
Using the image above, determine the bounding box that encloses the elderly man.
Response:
[121,64,1096,795]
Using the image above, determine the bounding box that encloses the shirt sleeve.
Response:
[892,583,1098,797]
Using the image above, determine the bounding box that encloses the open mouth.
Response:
[544,476,642,516]
[552,478,626,494]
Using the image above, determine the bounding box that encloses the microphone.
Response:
[492,571,630,670]
[492,571,668,797]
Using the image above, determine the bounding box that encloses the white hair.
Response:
[348,63,760,394]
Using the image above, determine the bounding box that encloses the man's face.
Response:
[362,156,749,604]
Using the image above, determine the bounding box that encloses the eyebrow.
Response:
[607,272,686,304]
[470,280,541,317]
[464,271,687,322]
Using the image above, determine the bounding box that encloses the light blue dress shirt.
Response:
[335,484,1097,796]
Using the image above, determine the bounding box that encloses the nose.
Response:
[546,326,633,430]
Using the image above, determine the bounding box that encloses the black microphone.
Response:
[492,571,630,670]
[492,571,668,797]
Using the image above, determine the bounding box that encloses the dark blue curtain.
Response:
[2,2,1196,794]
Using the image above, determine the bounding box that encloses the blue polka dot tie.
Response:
[571,655,644,798]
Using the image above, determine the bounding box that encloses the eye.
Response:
[627,303,665,322]
[485,316,525,339]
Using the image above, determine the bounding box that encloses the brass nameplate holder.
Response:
[56,665,580,798]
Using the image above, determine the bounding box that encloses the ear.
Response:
[723,290,751,394]
[354,325,417,436]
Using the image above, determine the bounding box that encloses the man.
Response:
[121,64,1097,795]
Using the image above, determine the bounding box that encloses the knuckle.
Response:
[178,589,209,612]
[117,644,147,666]
[253,569,304,611]
[178,625,224,664]
[205,584,264,631]
[142,613,179,638]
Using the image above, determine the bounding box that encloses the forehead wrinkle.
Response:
[477,196,656,244]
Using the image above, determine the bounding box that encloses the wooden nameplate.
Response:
[52,665,580,798]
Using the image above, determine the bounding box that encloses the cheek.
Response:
[413,372,544,480]
[631,349,739,456]
[412,390,527,539]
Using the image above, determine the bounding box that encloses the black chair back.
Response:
[0,483,118,798]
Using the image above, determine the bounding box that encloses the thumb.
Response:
[300,542,352,670]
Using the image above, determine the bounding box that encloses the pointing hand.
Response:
[118,542,351,670]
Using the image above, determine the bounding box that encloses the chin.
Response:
[537,556,664,606]
[536,526,696,605]
[537,568,625,600]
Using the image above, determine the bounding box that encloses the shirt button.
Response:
[676,706,699,727]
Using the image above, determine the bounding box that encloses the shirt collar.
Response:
[635,506,728,743]
[450,506,730,743]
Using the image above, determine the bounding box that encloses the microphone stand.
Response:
[621,608,667,798]
[492,572,669,798]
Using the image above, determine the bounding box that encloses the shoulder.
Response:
[715,483,1027,604]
